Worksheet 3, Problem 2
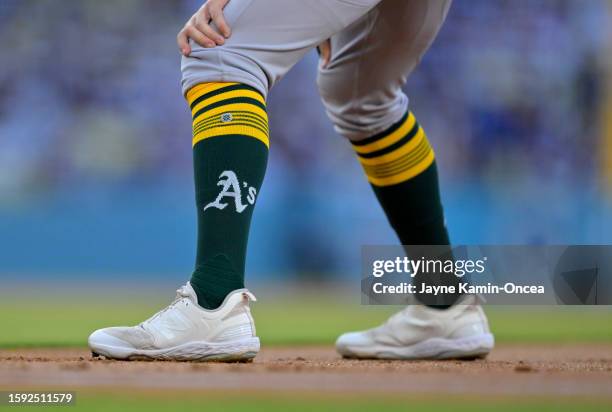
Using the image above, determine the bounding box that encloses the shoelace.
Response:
[140,285,191,329]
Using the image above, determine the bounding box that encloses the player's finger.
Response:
[209,3,231,38]
[177,29,191,56]
[193,15,225,45]
[185,25,216,49]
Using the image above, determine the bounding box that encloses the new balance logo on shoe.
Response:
[204,170,257,213]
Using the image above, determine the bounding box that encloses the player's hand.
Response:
[177,0,232,56]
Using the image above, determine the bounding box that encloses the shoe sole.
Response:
[90,337,260,362]
[338,333,494,360]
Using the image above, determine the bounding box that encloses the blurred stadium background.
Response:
[1,0,612,285]
[2,2,612,411]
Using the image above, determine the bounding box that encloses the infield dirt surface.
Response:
[2,344,611,397]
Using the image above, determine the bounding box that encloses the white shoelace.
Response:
[140,285,191,329]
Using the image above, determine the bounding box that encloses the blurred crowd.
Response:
[1,0,611,276]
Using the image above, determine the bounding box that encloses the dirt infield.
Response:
[1,344,611,397]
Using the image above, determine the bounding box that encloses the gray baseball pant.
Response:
[181,0,452,141]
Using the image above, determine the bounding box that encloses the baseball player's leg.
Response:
[318,0,457,306]
[181,0,380,310]
[318,0,494,358]
[88,0,383,361]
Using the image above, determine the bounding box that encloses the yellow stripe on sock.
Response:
[191,89,265,118]
[366,150,435,186]
[357,127,426,166]
[187,82,270,148]
[354,112,437,187]
[362,137,431,177]
[193,123,269,148]
[186,82,237,105]
[193,113,269,137]
[352,112,416,155]
[197,103,267,122]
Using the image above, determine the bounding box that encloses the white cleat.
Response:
[336,295,494,360]
[88,282,259,362]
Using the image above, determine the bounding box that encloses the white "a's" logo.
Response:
[203,171,257,213]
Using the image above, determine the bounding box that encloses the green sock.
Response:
[186,82,269,309]
[352,111,460,308]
